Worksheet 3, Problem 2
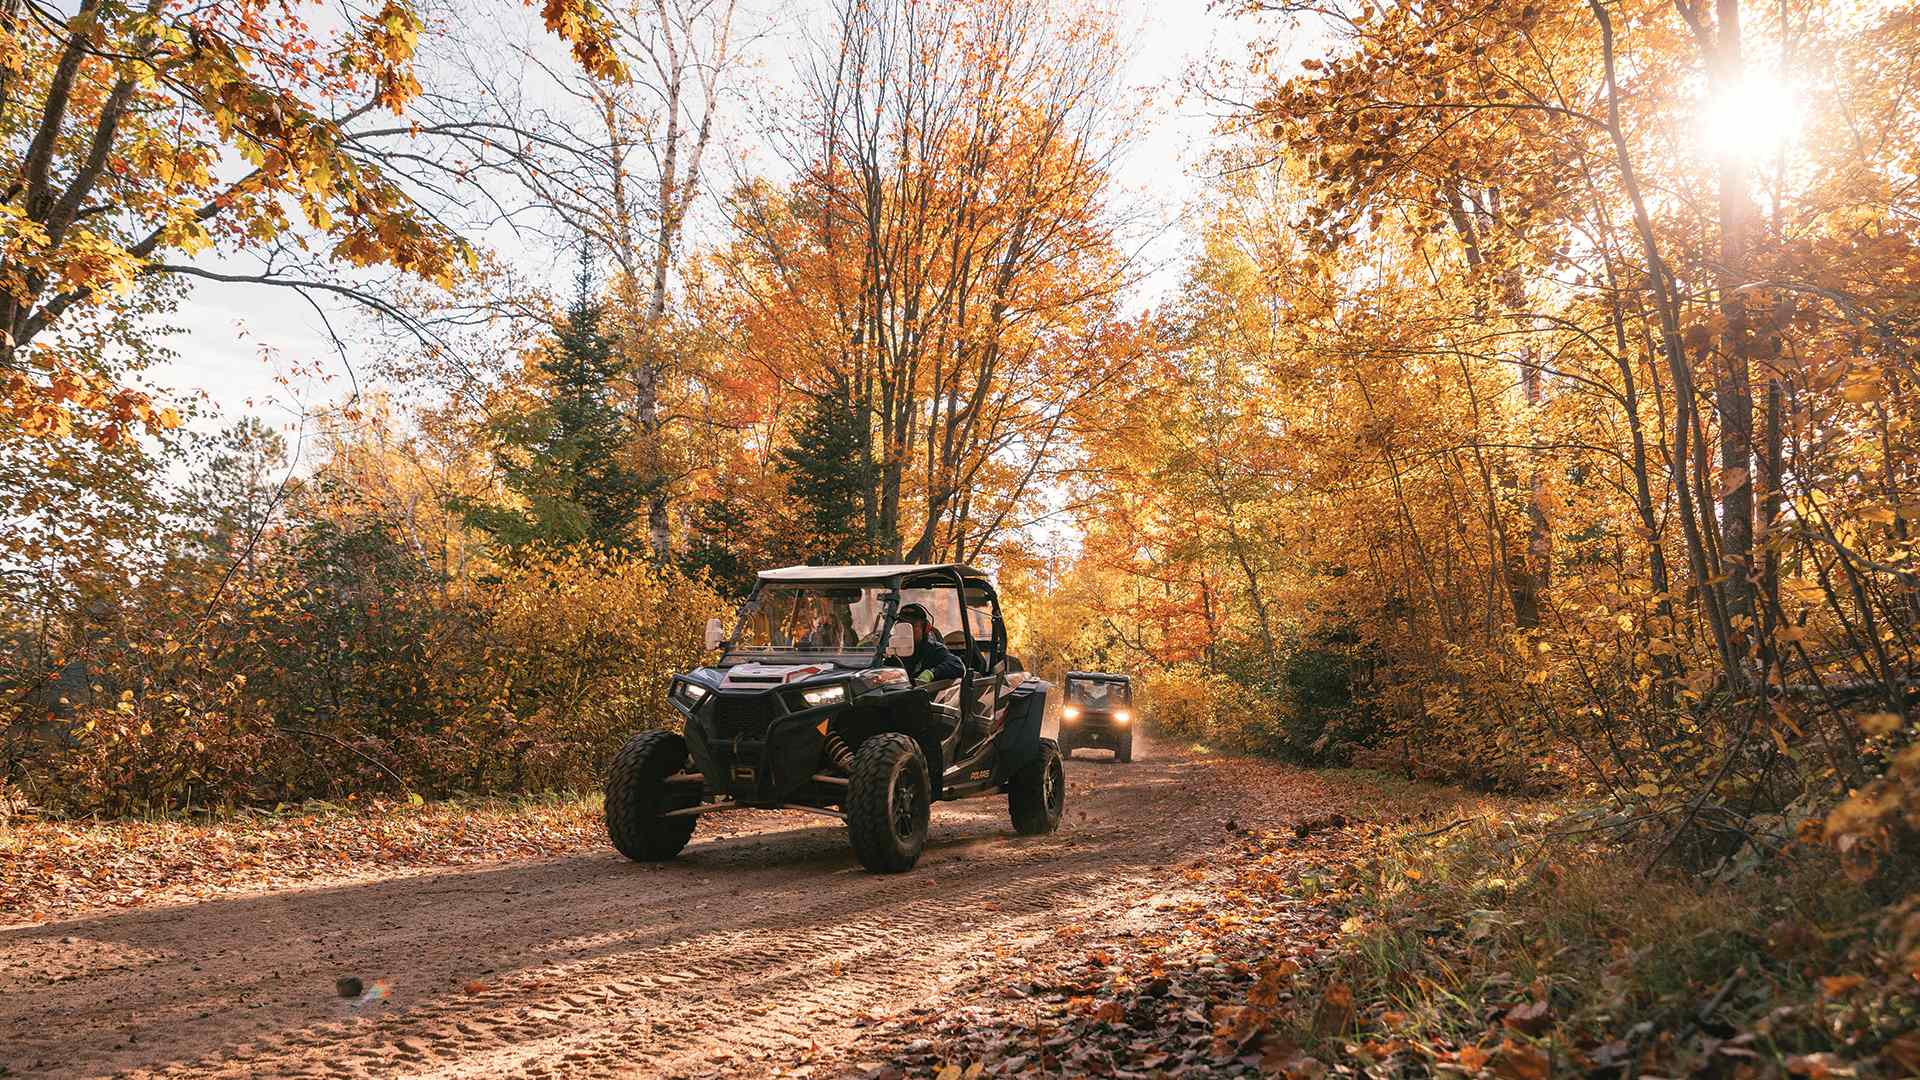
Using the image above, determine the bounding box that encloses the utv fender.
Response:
[841,686,948,798]
[884,687,948,799]
[917,731,947,799]
[763,715,831,800]
[994,680,1050,782]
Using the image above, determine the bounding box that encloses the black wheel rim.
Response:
[891,765,921,839]
[1044,756,1063,815]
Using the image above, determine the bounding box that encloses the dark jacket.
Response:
[906,636,965,683]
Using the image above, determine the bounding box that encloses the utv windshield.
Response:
[1067,680,1129,708]
[730,584,892,657]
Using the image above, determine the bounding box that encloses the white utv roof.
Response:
[755,563,987,584]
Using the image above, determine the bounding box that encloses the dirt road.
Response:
[3,739,1340,1079]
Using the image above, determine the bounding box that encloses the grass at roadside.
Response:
[1147,753,1920,1075]
[1268,811,1920,1078]
[0,792,605,925]
[827,773,1918,1080]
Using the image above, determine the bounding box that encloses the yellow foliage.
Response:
[435,549,725,790]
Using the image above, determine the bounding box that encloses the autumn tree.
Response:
[704,0,1145,566]
[1058,0,1920,826]
[0,0,622,445]
[442,0,747,562]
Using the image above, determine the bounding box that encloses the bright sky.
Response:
[144,0,1264,439]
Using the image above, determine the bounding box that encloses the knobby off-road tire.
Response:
[846,733,931,873]
[1117,729,1134,764]
[605,730,699,862]
[1008,738,1065,835]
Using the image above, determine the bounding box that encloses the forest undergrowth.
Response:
[847,755,1919,1080]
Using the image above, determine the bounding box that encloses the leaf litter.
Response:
[1,793,606,924]
[801,821,1375,1079]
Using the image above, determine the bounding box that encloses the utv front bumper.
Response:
[1061,709,1130,747]
[676,681,838,806]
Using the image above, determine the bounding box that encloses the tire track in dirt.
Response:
[4,739,1266,1079]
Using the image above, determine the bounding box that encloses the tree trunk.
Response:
[1710,0,1758,654]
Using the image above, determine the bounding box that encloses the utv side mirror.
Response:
[888,623,916,658]
[704,618,726,650]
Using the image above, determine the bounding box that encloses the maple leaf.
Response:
[1491,1040,1549,1080]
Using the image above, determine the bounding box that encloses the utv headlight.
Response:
[800,684,847,708]
[1114,709,1132,724]
[676,681,710,706]
[1062,705,1081,721]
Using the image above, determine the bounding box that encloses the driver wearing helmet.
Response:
[895,603,964,684]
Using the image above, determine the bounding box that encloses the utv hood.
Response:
[718,662,843,690]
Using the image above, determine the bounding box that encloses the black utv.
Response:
[604,563,1065,873]
[1058,671,1134,762]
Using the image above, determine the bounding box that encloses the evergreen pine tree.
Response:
[465,270,648,552]
[776,391,885,564]
[679,485,760,598]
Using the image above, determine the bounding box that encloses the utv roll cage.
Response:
[718,562,1009,674]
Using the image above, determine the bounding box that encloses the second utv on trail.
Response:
[1059,671,1134,762]
[604,563,1064,873]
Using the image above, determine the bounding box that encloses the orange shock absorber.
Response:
[822,729,854,771]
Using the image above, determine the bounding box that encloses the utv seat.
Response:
[941,631,1000,751]
[943,630,986,672]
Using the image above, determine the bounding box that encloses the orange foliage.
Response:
[0,0,620,442]
[1062,0,1920,832]
[694,0,1146,565]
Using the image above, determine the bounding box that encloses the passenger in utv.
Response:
[895,603,964,684]
[798,597,844,649]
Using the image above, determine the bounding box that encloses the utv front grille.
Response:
[711,693,776,740]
